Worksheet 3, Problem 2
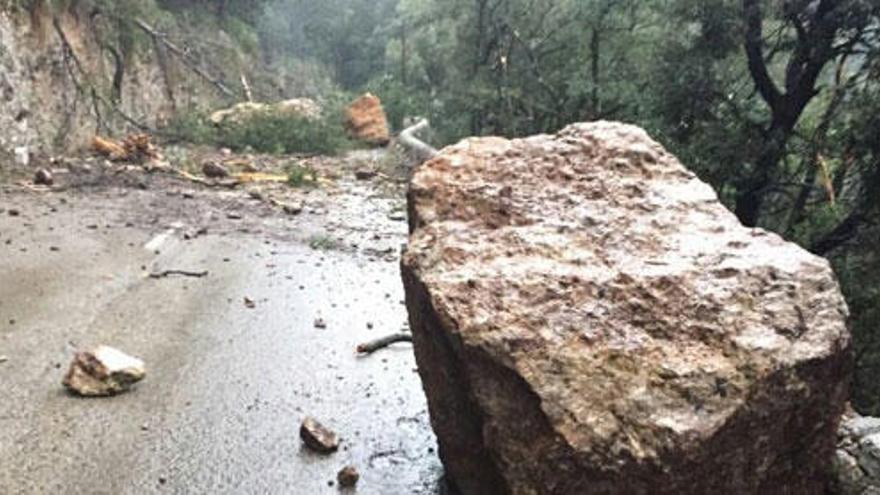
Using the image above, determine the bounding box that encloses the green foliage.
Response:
[164,110,218,145]
[308,234,338,251]
[165,104,351,156]
[285,162,317,187]
[216,112,349,155]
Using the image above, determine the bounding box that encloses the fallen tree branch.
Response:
[53,17,154,133]
[149,269,209,279]
[133,18,235,98]
[356,333,413,355]
[399,119,438,165]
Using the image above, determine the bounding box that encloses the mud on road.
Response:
[0,149,445,494]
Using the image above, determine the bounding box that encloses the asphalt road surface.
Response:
[0,169,444,494]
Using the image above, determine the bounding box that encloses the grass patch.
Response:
[308,234,338,251]
[286,163,318,188]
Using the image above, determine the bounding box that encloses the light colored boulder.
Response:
[402,121,851,494]
[63,346,145,397]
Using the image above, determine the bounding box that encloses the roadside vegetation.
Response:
[167,109,351,156]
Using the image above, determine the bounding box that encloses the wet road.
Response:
[0,176,443,494]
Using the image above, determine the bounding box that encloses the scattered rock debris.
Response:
[92,134,161,163]
[62,346,146,397]
[337,466,360,488]
[314,318,327,329]
[300,417,339,454]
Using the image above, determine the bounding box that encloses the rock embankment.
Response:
[401,121,851,494]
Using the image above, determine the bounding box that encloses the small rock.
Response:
[0,355,8,364]
[8,209,20,217]
[300,417,339,454]
[227,212,243,220]
[337,466,360,488]
[34,168,54,186]
[355,169,377,181]
[248,190,264,200]
[388,211,406,222]
[314,318,327,329]
[62,345,146,397]
[202,161,230,178]
[244,297,256,309]
[282,203,303,216]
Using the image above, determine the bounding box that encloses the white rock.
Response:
[62,345,146,397]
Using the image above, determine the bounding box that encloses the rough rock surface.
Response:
[62,346,146,397]
[202,161,230,178]
[300,417,339,454]
[344,93,390,146]
[401,121,851,494]
[209,98,321,126]
[0,6,217,156]
[833,411,880,494]
[337,466,360,487]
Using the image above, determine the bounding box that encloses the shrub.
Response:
[285,162,317,187]
[163,104,352,156]
[217,111,349,155]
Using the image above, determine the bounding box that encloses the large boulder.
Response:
[344,93,390,146]
[401,122,851,494]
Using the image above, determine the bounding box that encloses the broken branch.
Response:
[133,18,235,98]
[356,333,413,355]
[148,270,209,279]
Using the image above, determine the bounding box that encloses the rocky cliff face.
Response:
[0,3,221,160]
[402,122,852,494]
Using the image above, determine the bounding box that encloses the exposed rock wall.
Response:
[402,121,852,494]
[0,3,221,159]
